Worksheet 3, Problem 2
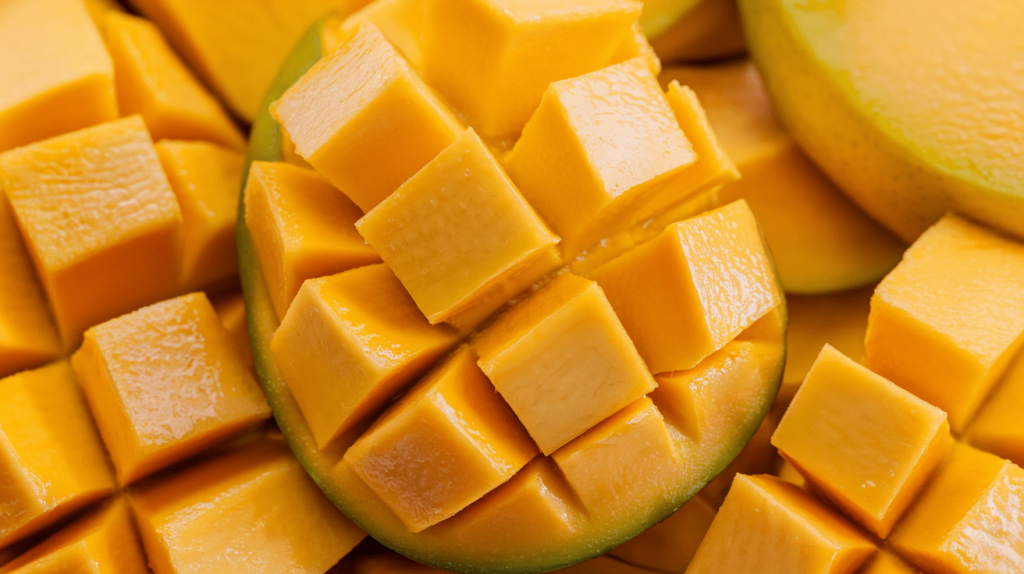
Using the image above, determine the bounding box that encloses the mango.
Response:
[331,0,425,68]
[968,349,1024,467]
[606,495,715,573]
[211,291,255,371]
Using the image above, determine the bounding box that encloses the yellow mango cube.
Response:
[506,58,696,257]
[0,362,115,549]
[211,291,254,371]
[272,22,463,213]
[474,274,656,455]
[968,349,1024,467]
[687,474,876,574]
[103,12,245,150]
[0,499,148,574]
[421,0,641,139]
[608,495,716,573]
[610,22,661,76]
[72,293,271,485]
[0,116,183,349]
[0,0,117,153]
[244,161,380,321]
[890,444,1024,574]
[130,440,365,574]
[156,140,244,292]
[772,345,951,538]
[271,264,459,448]
[593,201,781,374]
[865,214,1024,432]
[357,129,560,325]
[333,0,426,68]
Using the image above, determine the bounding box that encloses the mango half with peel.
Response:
[239,6,786,573]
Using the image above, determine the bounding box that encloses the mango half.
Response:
[238,13,786,573]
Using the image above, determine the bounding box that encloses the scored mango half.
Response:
[238,4,787,572]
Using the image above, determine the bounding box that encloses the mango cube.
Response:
[772,345,951,538]
[130,440,365,574]
[593,201,781,374]
[506,58,696,257]
[0,116,183,349]
[968,349,1024,467]
[608,495,716,573]
[272,22,463,213]
[857,553,921,574]
[687,475,876,574]
[156,140,244,291]
[357,129,560,325]
[890,444,1024,574]
[0,362,115,549]
[421,0,641,139]
[474,274,656,455]
[345,347,537,532]
[0,0,117,153]
[865,214,1024,432]
[103,12,245,150]
[271,264,459,448]
[72,293,271,485]
[211,291,254,371]
[332,0,426,68]
[610,22,661,76]
[244,161,380,321]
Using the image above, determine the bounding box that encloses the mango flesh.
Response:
[968,350,1024,468]
[642,0,746,63]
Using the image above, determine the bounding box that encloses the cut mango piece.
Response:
[333,0,425,68]
[211,291,254,371]
[553,398,681,516]
[593,201,782,374]
[273,22,462,213]
[506,58,696,257]
[72,293,270,485]
[857,553,921,574]
[345,347,537,532]
[890,444,1024,574]
[474,274,655,455]
[607,495,716,573]
[687,474,876,574]
[0,0,116,153]
[0,116,182,349]
[130,439,365,574]
[0,499,147,574]
[865,214,1024,432]
[421,0,640,139]
[155,140,244,291]
[271,264,458,448]
[968,349,1024,467]
[775,459,806,489]
[244,160,380,321]
[697,412,779,508]
[357,129,560,325]
[0,362,115,549]
[772,345,951,537]
[610,22,661,76]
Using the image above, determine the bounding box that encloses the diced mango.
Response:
[687,475,876,574]
[211,291,254,371]
[271,264,458,448]
[72,293,271,485]
[345,347,537,532]
[0,0,116,153]
[272,22,463,213]
[775,459,807,489]
[0,116,182,349]
[357,128,560,325]
[155,140,244,291]
[421,0,641,139]
[890,444,1024,574]
[610,22,662,76]
[0,362,115,549]
[506,58,696,257]
[0,499,148,574]
[130,439,365,574]
[593,201,781,374]
[865,214,1024,432]
[334,0,425,68]
[244,160,380,321]
[474,274,656,455]
[607,495,716,573]
[968,349,1024,467]
[772,345,951,537]
[857,553,922,574]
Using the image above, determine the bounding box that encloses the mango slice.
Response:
[0,0,117,153]
[889,443,1024,574]
[865,214,1024,432]
[687,474,875,574]
[271,264,458,448]
[0,499,147,574]
[606,495,715,573]
[968,350,1024,467]
[102,12,245,151]
[130,439,365,574]
[244,160,380,321]
[72,293,270,485]
[0,362,115,549]
[0,116,182,349]
[155,140,244,292]
[272,22,462,213]
[772,345,951,537]
[357,128,559,325]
